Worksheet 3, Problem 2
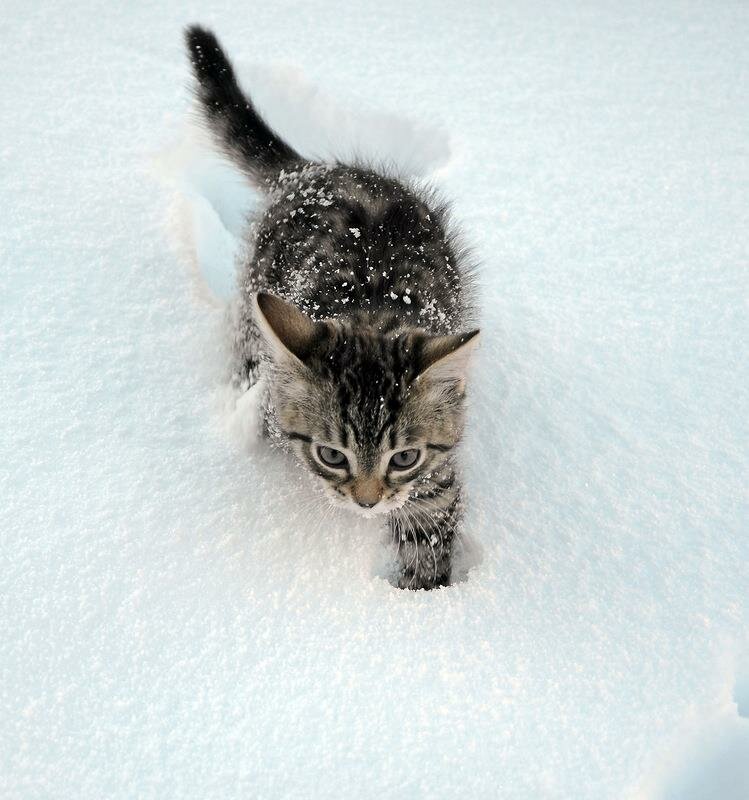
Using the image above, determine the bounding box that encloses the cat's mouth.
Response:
[323,485,407,519]
[356,493,410,518]
[353,504,392,519]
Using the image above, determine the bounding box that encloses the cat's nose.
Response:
[351,476,384,509]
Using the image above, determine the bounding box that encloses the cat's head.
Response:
[253,292,479,517]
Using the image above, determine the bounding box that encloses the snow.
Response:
[2,1,747,798]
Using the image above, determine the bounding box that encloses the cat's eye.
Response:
[389,448,421,471]
[316,445,349,469]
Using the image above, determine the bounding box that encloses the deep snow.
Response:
[2,1,748,798]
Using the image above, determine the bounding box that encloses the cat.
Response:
[185,25,480,589]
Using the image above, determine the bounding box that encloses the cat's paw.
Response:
[395,567,450,591]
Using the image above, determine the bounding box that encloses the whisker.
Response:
[401,505,433,587]
[407,504,438,585]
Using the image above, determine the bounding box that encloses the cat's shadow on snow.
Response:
[156,60,483,589]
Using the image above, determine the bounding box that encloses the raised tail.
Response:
[184,25,302,182]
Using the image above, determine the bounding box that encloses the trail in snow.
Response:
[2,2,748,798]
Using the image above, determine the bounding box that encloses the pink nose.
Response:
[351,476,383,508]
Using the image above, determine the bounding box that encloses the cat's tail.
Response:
[184,25,302,183]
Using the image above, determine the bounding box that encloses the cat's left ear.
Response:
[252,292,324,366]
[416,330,480,389]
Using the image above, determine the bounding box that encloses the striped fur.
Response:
[186,26,479,589]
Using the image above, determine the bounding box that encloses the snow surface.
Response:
[2,1,748,798]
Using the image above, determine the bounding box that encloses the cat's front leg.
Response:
[389,486,461,590]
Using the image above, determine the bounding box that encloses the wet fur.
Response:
[185,25,479,589]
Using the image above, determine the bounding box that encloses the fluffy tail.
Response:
[184,25,302,182]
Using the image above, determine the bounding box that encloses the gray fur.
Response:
[186,26,480,589]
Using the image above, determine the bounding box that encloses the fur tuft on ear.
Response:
[417,330,480,387]
[253,292,325,364]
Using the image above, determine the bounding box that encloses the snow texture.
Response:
[2,2,748,798]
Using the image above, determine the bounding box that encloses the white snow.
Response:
[2,2,748,798]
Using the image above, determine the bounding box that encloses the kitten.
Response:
[185,26,480,589]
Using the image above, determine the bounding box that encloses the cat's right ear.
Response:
[252,292,324,365]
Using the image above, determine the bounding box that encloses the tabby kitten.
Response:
[185,26,479,589]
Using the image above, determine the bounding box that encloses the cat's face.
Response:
[253,293,479,517]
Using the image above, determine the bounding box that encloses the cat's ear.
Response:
[253,292,323,365]
[417,330,480,388]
